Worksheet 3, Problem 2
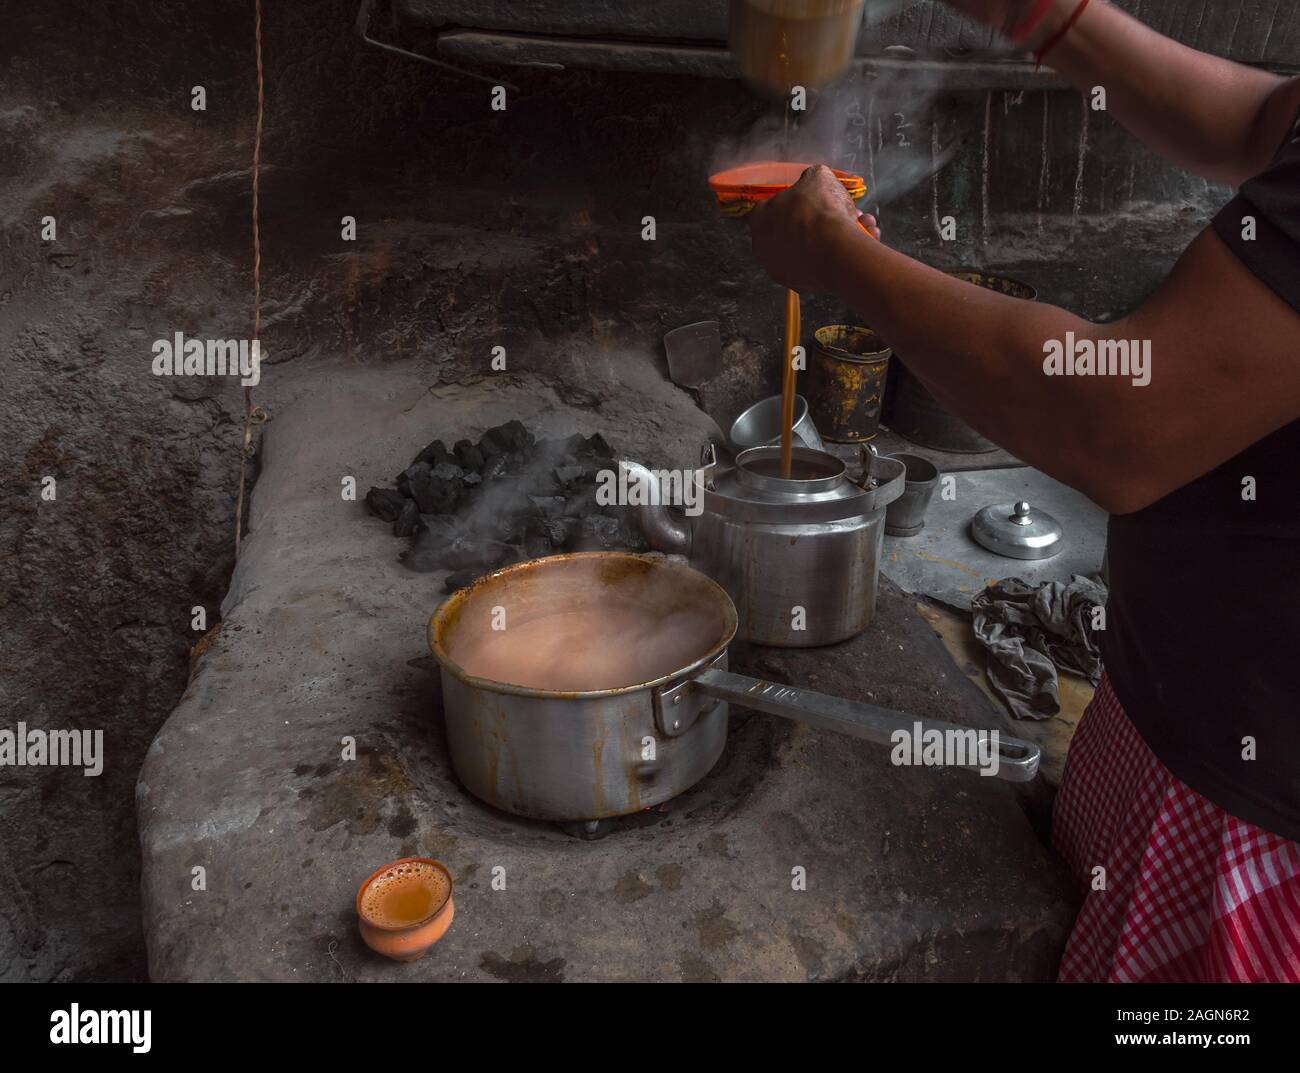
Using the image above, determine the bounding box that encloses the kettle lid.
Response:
[971,501,1064,560]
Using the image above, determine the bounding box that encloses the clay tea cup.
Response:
[356,857,455,962]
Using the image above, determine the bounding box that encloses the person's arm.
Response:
[949,0,1298,186]
[750,168,1300,515]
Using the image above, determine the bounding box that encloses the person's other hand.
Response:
[748,165,875,294]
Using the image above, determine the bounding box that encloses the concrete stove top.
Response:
[136,361,1075,982]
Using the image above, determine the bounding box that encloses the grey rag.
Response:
[971,574,1107,721]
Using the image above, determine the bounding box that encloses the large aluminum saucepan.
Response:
[428,552,1039,822]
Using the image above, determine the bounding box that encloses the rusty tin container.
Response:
[807,325,892,443]
[887,272,1037,453]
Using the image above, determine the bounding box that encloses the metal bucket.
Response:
[887,272,1037,453]
[808,325,892,443]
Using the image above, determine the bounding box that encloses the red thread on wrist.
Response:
[1035,0,1092,69]
[1009,0,1055,46]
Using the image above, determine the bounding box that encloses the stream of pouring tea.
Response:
[779,287,800,477]
[779,96,798,479]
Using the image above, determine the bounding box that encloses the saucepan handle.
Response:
[687,667,1040,783]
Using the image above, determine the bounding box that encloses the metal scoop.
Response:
[664,320,722,390]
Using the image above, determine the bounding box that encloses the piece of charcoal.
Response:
[477,425,510,458]
[409,469,463,514]
[528,495,565,520]
[406,474,434,513]
[462,471,482,487]
[482,454,510,480]
[393,498,421,538]
[544,517,579,548]
[578,513,625,550]
[416,515,463,549]
[401,518,470,572]
[396,461,431,496]
[582,433,612,458]
[493,513,531,546]
[493,482,536,520]
[366,487,407,523]
[415,439,457,468]
[480,420,535,460]
[401,530,445,573]
[500,419,534,452]
[563,486,601,519]
[442,534,513,571]
[455,440,485,473]
[432,462,465,482]
[553,465,585,486]
[520,518,554,559]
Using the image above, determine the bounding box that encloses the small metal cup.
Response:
[884,454,940,537]
[729,394,826,454]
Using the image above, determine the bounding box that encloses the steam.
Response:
[712,26,963,211]
[446,556,730,692]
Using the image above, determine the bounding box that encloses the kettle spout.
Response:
[618,460,692,556]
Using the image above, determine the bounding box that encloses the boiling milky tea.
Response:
[451,605,721,692]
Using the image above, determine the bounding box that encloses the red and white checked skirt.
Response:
[1051,673,1300,982]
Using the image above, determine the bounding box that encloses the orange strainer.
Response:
[708,161,868,219]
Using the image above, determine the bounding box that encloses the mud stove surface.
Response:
[137,366,1074,983]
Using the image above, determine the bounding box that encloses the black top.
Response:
[1100,112,1300,843]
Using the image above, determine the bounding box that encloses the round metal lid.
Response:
[970,501,1064,560]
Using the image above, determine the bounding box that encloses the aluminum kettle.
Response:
[621,444,903,647]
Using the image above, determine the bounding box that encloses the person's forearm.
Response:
[822,224,1133,508]
[1025,0,1284,185]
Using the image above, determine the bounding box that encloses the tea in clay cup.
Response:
[355,857,454,962]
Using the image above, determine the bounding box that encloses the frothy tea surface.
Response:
[361,861,450,928]
[449,603,721,691]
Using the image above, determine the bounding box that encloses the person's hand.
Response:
[748,165,878,294]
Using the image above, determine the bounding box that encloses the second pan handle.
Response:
[685,666,1040,783]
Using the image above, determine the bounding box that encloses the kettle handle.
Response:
[856,443,879,489]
